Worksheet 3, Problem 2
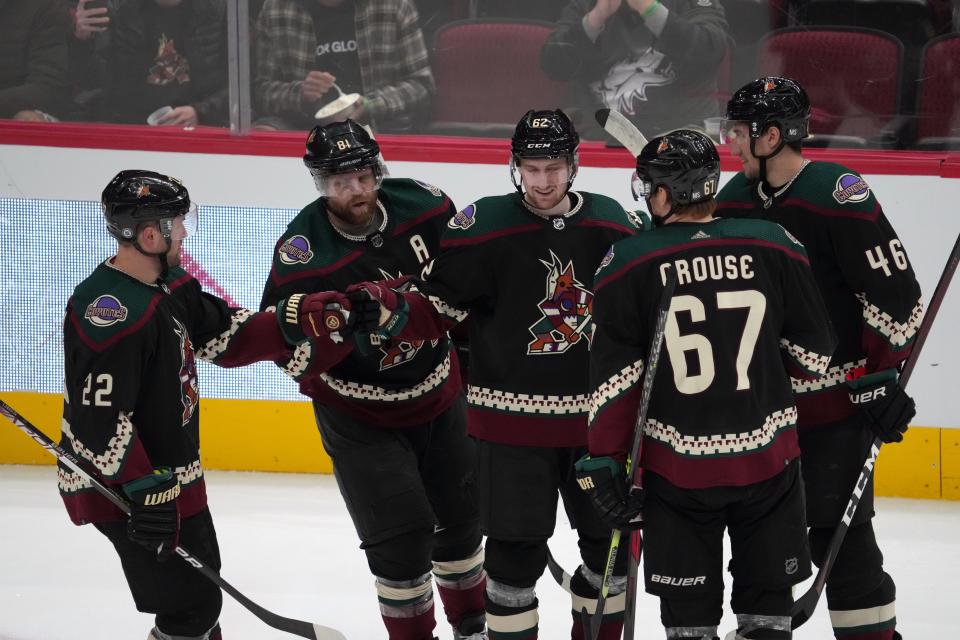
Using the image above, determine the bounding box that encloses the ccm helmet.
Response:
[510,109,580,192]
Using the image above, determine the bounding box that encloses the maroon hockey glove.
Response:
[847,369,916,443]
[275,291,352,345]
[574,455,644,530]
[123,468,181,560]
[345,281,408,337]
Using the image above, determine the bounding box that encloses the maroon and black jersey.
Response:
[589,219,836,489]
[61,261,289,525]
[260,178,462,428]
[716,162,923,427]
[396,191,648,447]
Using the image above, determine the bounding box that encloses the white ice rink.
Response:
[1,465,957,640]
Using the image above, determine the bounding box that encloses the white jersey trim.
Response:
[61,411,135,479]
[467,385,589,415]
[320,353,451,402]
[588,360,644,424]
[856,293,923,349]
[791,358,867,394]
[645,406,798,457]
[196,308,254,362]
[57,466,93,494]
[779,338,831,376]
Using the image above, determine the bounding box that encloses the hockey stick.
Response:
[0,399,347,640]
[583,270,677,640]
[595,109,649,157]
[791,229,960,629]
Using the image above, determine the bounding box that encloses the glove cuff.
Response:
[575,454,624,478]
[846,368,897,391]
[276,294,308,345]
[122,468,180,505]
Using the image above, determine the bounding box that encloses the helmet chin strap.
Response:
[132,224,174,281]
[749,131,787,184]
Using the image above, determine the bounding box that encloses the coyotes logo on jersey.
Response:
[374,269,437,370]
[527,251,594,355]
[172,317,199,425]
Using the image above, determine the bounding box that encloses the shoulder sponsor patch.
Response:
[832,173,870,204]
[448,203,477,230]
[413,179,442,197]
[597,245,615,274]
[278,235,314,265]
[84,295,128,327]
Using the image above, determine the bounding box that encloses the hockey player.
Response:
[716,77,922,640]
[350,109,649,639]
[60,170,344,640]
[259,120,486,640]
[578,129,837,640]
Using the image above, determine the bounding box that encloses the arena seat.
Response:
[914,33,960,149]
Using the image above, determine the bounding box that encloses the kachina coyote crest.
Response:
[373,269,437,370]
[527,251,594,354]
[172,317,199,425]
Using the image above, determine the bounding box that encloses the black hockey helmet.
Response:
[634,129,720,206]
[511,109,580,160]
[303,119,385,194]
[724,76,811,144]
[510,109,579,192]
[101,169,195,242]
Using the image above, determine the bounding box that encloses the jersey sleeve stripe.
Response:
[196,308,254,363]
[780,197,881,222]
[578,218,638,234]
[856,293,924,349]
[779,338,832,377]
[588,360,644,425]
[392,196,452,235]
[61,411,137,480]
[268,246,365,287]
[69,293,163,352]
[441,223,542,248]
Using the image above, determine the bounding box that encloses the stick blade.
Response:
[595,108,613,130]
[594,108,648,157]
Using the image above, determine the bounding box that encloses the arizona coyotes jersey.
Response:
[589,219,836,489]
[260,178,461,428]
[716,162,923,427]
[398,191,648,447]
[61,262,288,525]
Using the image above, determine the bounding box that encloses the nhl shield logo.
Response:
[784,557,798,575]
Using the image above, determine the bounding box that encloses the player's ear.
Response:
[136,221,160,250]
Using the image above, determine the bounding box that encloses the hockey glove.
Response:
[275,291,352,345]
[847,369,916,443]
[345,281,409,337]
[123,468,181,560]
[574,455,644,530]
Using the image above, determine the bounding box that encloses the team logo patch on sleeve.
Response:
[413,180,442,197]
[598,245,615,273]
[448,203,477,230]
[833,173,871,204]
[625,209,646,229]
[278,235,315,264]
[84,295,129,327]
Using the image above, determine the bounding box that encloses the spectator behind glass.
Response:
[104,0,229,127]
[64,0,123,121]
[541,0,728,139]
[0,0,69,121]
[254,0,434,132]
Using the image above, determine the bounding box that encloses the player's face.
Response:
[519,158,571,209]
[324,167,379,226]
[165,215,188,267]
[723,121,761,179]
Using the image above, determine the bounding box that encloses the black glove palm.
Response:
[123,469,181,560]
[574,455,644,530]
[848,369,916,444]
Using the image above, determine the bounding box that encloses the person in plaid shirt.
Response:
[254,0,434,131]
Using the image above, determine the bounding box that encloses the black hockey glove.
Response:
[847,369,916,444]
[345,281,409,337]
[574,455,644,530]
[275,291,352,345]
[123,468,181,561]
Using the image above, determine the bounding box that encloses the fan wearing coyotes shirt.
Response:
[260,120,485,640]
[578,130,836,640]
[61,170,341,640]
[716,77,922,640]
[348,109,650,640]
